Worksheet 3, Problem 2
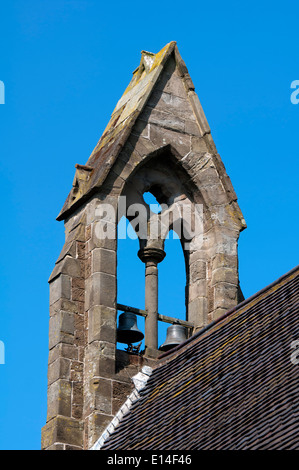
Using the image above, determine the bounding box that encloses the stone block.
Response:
[50,299,80,317]
[88,221,117,252]
[185,119,201,136]
[211,267,239,286]
[103,170,126,196]
[149,123,191,156]
[84,340,116,380]
[85,224,91,241]
[74,314,85,348]
[72,278,85,289]
[48,344,78,365]
[212,307,228,321]
[112,380,134,415]
[112,380,133,402]
[64,445,82,450]
[49,311,75,349]
[131,119,151,138]
[65,212,86,242]
[72,404,83,421]
[111,153,134,181]
[48,357,71,385]
[47,380,72,420]
[46,444,65,450]
[199,183,228,206]
[191,136,209,154]
[212,253,238,271]
[208,285,214,312]
[204,133,218,154]
[120,138,143,163]
[214,231,238,257]
[83,195,112,226]
[72,383,83,421]
[195,166,221,188]
[190,260,206,282]
[139,106,185,133]
[76,241,85,260]
[188,297,207,328]
[49,256,82,283]
[88,305,116,344]
[147,90,194,121]
[41,416,83,449]
[49,274,71,305]
[86,272,116,310]
[92,248,116,276]
[155,65,189,100]
[96,356,115,379]
[89,412,114,447]
[189,250,206,265]
[128,133,157,159]
[214,283,238,310]
[70,360,84,382]
[187,90,210,135]
[189,279,207,301]
[56,241,76,264]
[93,378,112,414]
[72,287,85,302]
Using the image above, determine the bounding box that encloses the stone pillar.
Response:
[138,247,166,358]
[41,215,87,450]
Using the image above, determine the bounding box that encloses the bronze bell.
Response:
[117,312,144,345]
[159,324,187,352]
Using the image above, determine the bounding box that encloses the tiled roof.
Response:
[99,265,299,450]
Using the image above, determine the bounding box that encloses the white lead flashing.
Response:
[132,365,153,391]
[90,366,152,450]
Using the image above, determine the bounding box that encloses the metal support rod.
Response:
[116,306,194,329]
[117,303,147,318]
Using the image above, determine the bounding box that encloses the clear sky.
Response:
[0,0,298,450]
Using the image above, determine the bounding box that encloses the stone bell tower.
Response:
[41,41,246,450]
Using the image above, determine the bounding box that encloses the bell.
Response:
[117,312,144,345]
[159,324,188,352]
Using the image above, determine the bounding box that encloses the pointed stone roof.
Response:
[57,41,212,221]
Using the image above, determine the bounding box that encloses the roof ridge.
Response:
[158,264,299,361]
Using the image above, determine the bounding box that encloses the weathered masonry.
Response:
[41,42,246,450]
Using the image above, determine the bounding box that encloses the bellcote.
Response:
[42,42,246,450]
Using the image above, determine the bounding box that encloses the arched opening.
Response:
[143,191,162,214]
[158,229,187,350]
[116,216,145,352]
[117,151,201,355]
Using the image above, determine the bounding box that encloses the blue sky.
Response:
[0,0,298,450]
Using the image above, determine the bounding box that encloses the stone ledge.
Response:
[41,416,83,450]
